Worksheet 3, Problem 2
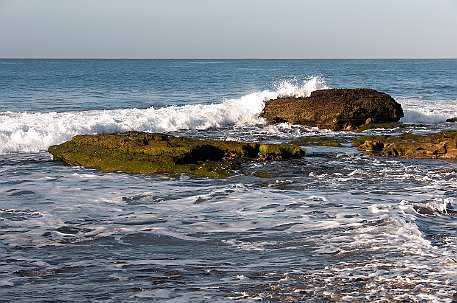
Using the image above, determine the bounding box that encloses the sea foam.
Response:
[398,97,457,123]
[0,77,327,154]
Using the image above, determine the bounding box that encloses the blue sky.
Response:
[0,0,456,58]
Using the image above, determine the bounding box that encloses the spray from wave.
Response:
[398,97,457,123]
[0,77,328,154]
[275,77,328,98]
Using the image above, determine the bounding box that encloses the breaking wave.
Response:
[0,77,328,154]
[398,97,457,123]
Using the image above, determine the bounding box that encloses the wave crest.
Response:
[0,77,326,154]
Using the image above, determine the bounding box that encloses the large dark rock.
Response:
[48,132,305,178]
[261,88,404,130]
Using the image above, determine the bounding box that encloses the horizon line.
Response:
[1,57,456,60]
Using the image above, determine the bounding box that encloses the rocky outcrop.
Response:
[48,132,305,178]
[354,130,457,159]
[261,88,404,130]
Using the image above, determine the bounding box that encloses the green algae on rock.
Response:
[355,130,457,159]
[289,136,345,147]
[48,132,306,177]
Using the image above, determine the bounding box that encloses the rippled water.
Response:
[1,59,456,302]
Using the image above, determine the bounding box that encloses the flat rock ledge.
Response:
[261,88,404,131]
[48,132,305,178]
[354,130,457,159]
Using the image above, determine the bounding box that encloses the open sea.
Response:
[0,59,456,302]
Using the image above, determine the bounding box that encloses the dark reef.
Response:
[262,88,404,131]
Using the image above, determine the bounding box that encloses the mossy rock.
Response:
[352,135,388,147]
[289,136,344,147]
[48,132,306,178]
[258,144,305,160]
[357,140,384,151]
[354,130,457,159]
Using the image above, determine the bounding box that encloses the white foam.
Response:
[0,77,326,155]
[275,76,328,98]
[221,239,270,251]
[398,97,457,123]
[401,110,449,124]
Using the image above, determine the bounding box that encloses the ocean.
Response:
[0,59,456,302]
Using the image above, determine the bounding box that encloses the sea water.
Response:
[0,59,456,302]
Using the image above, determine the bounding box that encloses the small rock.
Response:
[357,140,384,152]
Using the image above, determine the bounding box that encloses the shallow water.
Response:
[1,59,456,302]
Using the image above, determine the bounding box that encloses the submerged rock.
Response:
[48,132,305,178]
[355,130,457,159]
[446,117,457,123]
[354,122,427,132]
[261,88,404,130]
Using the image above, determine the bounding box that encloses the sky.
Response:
[0,0,456,59]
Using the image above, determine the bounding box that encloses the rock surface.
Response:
[355,130,457,159]
[261,88,404,130]
[48,132,305,178]
[289,136,344,147]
